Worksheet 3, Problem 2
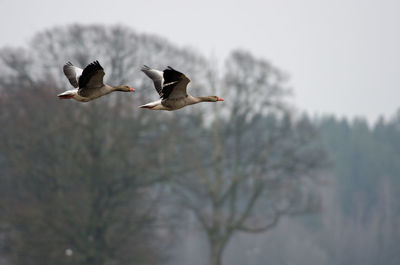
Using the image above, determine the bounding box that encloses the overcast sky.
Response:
[1,0,399,122]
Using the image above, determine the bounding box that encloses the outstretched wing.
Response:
[78,60,105,90]
[161,66,190,100]
[141,65,163,96]
[63,62,83,88]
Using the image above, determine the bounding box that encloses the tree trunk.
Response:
[209,240,224,265]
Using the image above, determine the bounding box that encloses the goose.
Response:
[58,60,135,102]
[139,65,223,110]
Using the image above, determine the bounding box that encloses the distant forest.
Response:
[317,114,400,213]
[0,24,399,265]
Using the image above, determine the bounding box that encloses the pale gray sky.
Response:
[1,0,399,122]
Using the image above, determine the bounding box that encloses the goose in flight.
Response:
[140,65,223,110]
[58,60,135,102]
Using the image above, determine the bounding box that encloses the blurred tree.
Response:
[0,24,208,265]
[0,67,170,265]
[166,51,326,265]
[316,114,400,215]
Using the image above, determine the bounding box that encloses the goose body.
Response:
[58,61,135,102]
[140,65,223,111]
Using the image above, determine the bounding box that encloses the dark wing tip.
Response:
[87,60,103,71]
[141,65,151,72]
[164,66,184,75]
[79,60,104,88]
[82,60,104,74]
[63,62,74,73]
[163,66,185,82]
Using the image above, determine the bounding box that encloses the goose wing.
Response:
[63,62,83,88]
[78,60,105,90]
[141,65,163,96]
[161,66,190,100]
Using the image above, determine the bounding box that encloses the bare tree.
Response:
[0,24,209,265]
[167,51,326,265]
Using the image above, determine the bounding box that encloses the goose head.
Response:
[114,85,135,92]
[198,96,224,102]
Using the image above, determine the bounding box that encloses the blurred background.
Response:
[0,1,399,265]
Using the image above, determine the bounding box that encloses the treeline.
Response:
[317,114,400,214]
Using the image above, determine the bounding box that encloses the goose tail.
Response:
[57,90,77,99]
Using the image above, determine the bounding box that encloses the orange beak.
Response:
[129,87,135,92]
[217,97,224,101]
